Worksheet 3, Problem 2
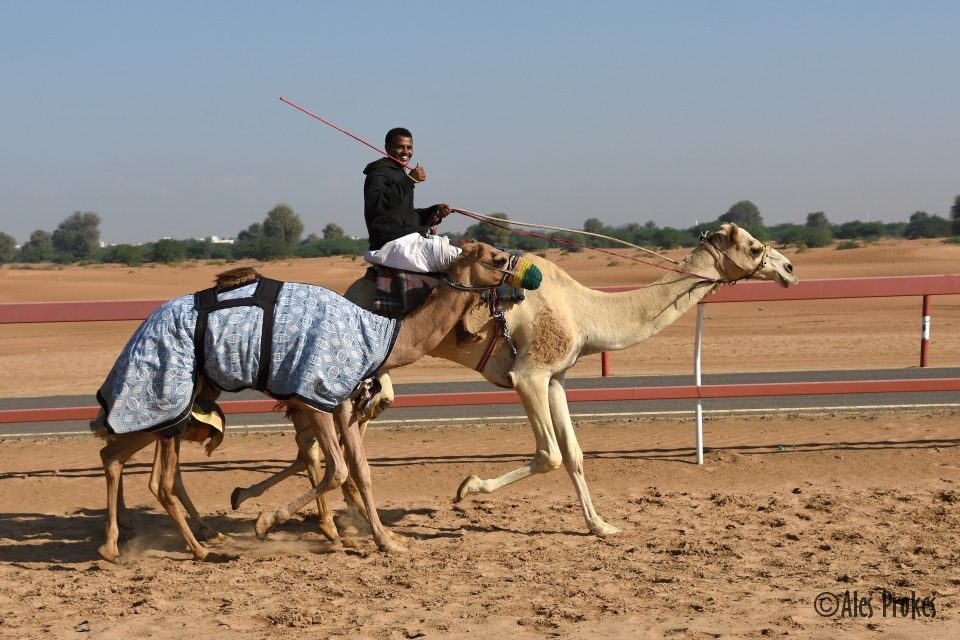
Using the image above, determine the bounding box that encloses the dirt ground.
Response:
[1,238,960,638]
[1,413,959,638]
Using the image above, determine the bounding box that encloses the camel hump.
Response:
[214,266,261,290]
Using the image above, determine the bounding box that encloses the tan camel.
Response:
[234,223,798,538]
[92,242,539,562]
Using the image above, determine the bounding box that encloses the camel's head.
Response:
[449,242,542,291]
[704,223,798,287]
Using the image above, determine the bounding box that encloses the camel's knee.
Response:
[322,458,349,489]
[561,446,584,472]
[532,448,563,473]
[157,484,176,505]
[330,463,349,489]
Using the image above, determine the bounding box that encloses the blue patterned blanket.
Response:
[96,281,399,434]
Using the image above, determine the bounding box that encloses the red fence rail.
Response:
[2,275,959,426]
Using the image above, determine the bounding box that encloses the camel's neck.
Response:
[580,247,722,352]
[381,285,477,371]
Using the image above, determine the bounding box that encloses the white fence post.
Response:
[694,304,705,465]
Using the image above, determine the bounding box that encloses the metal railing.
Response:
[3,274,959,461]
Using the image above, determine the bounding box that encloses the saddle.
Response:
[364,266,439,318]
[364,256,528,370]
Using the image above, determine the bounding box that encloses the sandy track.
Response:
[1,411,959,638]
[2,238,960,637]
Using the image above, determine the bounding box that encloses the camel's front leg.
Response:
[547,377,618,536]
[98,431,156,564]
[254,410,347,539]
[455,372,563,502]
[334,402,404,552]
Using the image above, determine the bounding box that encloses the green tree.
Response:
[464,213,512,247]
[719,200,765,230]
[17,230,55,262]
[322,223,345,240]
[583,218,605,234]
[262,203,304,247]
[904,211,951,239]
[149,238,188,264]
[951,195,960,236]
[52,211,100,260]
[233,222,264,259]
[806,212,829,228]
[799,212,833,247]
[101,244,144,266]
[0,232,16,262]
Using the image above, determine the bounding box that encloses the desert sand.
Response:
[1,237,959,638]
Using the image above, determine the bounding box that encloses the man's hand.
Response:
[408,164,426,183]
[437,203,451,218]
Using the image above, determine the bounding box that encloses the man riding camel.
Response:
[362,127,460,273]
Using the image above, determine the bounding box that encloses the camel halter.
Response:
[441,254,542,292]
[699,233,772,284]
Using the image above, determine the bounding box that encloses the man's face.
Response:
[385,136,413,166]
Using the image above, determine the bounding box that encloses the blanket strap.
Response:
[193,277,284,392]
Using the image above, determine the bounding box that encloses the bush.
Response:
[836,239,863,250]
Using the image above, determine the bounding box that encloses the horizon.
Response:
[2,2,958,245]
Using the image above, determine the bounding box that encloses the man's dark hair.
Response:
[385,127,413,147]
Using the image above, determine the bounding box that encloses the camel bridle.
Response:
[440,254,519,292]
[700,234,772,284]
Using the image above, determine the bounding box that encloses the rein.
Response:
[441,254,533,292]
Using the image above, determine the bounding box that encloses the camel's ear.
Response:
[727,223,740,244]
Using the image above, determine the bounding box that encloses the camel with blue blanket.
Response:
[91,241,542,563]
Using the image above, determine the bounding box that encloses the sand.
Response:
[1,237,959,638]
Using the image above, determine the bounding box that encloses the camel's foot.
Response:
[230,487,245,510]
[455,475,482,502]
[197,528,231,546]
[254,512,275,540]
[97,543,125,565]
[589,520,620,537]
[199,550,238,563]
[333,506,369,538]
[318,516,340,543]
[376,532,407,554]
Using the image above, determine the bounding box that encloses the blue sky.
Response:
[1,1,957,244]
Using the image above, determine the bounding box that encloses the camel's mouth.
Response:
[774,270,799,288]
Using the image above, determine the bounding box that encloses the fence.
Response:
[3,274,960,462]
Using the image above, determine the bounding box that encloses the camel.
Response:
[91,241,541,562]
[233,222,798,537]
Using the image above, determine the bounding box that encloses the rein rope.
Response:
[455,208,778,286]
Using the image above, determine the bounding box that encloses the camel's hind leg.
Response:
[152,436,228,562]
[147,440,229,546]
[230,457,307,509]
[455,371,563,502]
[334,402,404,552]
[294,420,340,542]
[254,410,347,539]
[98,431,157,564]
[547,377,618,536]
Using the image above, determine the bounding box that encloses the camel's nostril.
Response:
[785,264,793,273]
